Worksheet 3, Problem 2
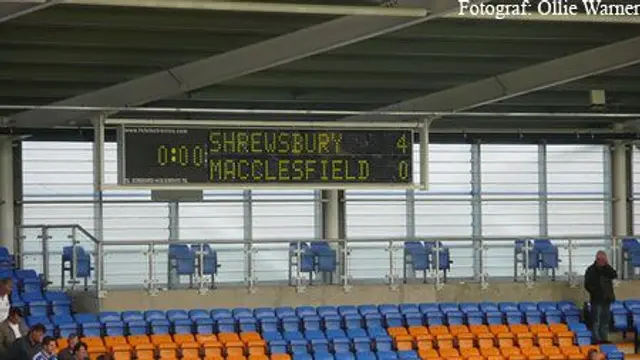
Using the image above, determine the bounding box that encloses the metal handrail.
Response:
[17,223,630,296]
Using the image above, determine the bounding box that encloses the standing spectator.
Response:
[32,336,57,360]
[584,250,618,344]
[0,277,13,322]
[0,307,28,357]
[56,334,78,360]
[72,342,88,360]
[7,323,45,360]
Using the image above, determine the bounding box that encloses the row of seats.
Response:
[169,244,220,278]
[53,332,603,360]
[36,309,586,339]
[65,301,581,319]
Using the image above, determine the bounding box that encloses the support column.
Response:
[321,190,345,284]
[612,141,629,237]
[243,190,255,291]
[0,137,14,252]
[470,142,482,279]
[93,119,106,294]
[538,143,549,237]
[167,201,180,288]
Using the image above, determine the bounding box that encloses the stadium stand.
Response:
[2,243,640,360]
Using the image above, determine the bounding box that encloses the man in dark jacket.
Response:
[584,250,617,344]
[7,323,45,360]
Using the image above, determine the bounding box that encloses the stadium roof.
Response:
[1,0,640,133]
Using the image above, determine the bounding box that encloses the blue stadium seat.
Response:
[486,311,503,325]
[384,313,403,328]
[99,312,121,323]
[269,340,288,354]
[212,308,232,319]
[518,302,537,312]
[459,303,479,313]
[418,304,439,314]
[303,316,321,331]
[339,306,358,316]
[260,317,280,333]
[306,331,326,341]
[22,291,48,316]
[61,246,92,290]
[233,307,253,318]
[335,353,355,360]
[297,306,317,317]
[498,302,518,312]
[403,242,430,282]
[263,331,283,342]
[150,319,171,334]
[399,304,419,314]
[358,305,378,316]
[353,337,372,352]
[537,301,558,312]
[191,244,220,281]
[167,309,189,321]
[465,311,484,325]
[356,351,376,360]
[424,241,452,273]
[105,321,125,336]
[367,328,388,339]
[318,306,338,317]
[126,320,147,335]
[173,318,194,334]
[16,269,42,293]
[168,244,195,276]
[344,314,363,329]
[52,315,77,338]
[376,351,398,360]
[122,311,144,322]
[256,307,276,318]
[525,310,543,324]
[373,337,393,352]
[0,246,14,269]
[439,303,458,313]
[310,338,329,351]
[195,318,214,334]
[445,311,464,326]
[324,315,342,330]
[379,304,398,315]
[326,329,347,341]
[189,309,209,320]
[347,329,367,339]
[314,352,334,360]
[283,316,301,332]
[480,302,499,313]
[397,351,418,360]
[544,309,562,324]
[218,318,236,332]
[403,312,422,327]
[562,308,581,324]
[333,338,352,353]
[277,307,297,319]
[612,308,630,332]
[239,317,258,332]
[364,314,383,329]
[285,331,305,341]
[505,311,523,325]
[144,310,166,321]
[290,339,310,354]
[424,312,444,326]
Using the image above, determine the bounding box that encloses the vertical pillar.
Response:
[406,189,415,239]
[167,201,180,288]
[321,190,345,284]
[93,119,105,293]
[0,137,14,252]
[602,147,612,251]
[611,141,628,238]
[242,190,254,289]
[538,143,549,237]
[470,142,482,279]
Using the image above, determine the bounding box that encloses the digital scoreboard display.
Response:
[120,127,413,186]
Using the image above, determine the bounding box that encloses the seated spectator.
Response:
[0,277,13,322]
[56,334,78,360]
[72,342,88,360]
[0,307,28,357]
[32,336,56,360]
[8,323,45,360]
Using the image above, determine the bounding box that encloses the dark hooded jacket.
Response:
[584,262,617,304]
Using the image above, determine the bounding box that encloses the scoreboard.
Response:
[120,127,413,186]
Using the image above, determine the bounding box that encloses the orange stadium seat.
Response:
[110,344,132,360]
[241,332,262,343]
[197,334,219,344]
[174,334,195,344]
[271,354,291,360]
[395,334,414,351]
[157,342,179,360]
[477,333,495,349]
[134,343,155,360]
[180,342,201,359]
[409,326,429,337]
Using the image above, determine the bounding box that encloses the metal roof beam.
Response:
[341,35,640,122]
[8,0,463,127]
[0,1,58,24]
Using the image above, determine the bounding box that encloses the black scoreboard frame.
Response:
[113,123,420,190]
